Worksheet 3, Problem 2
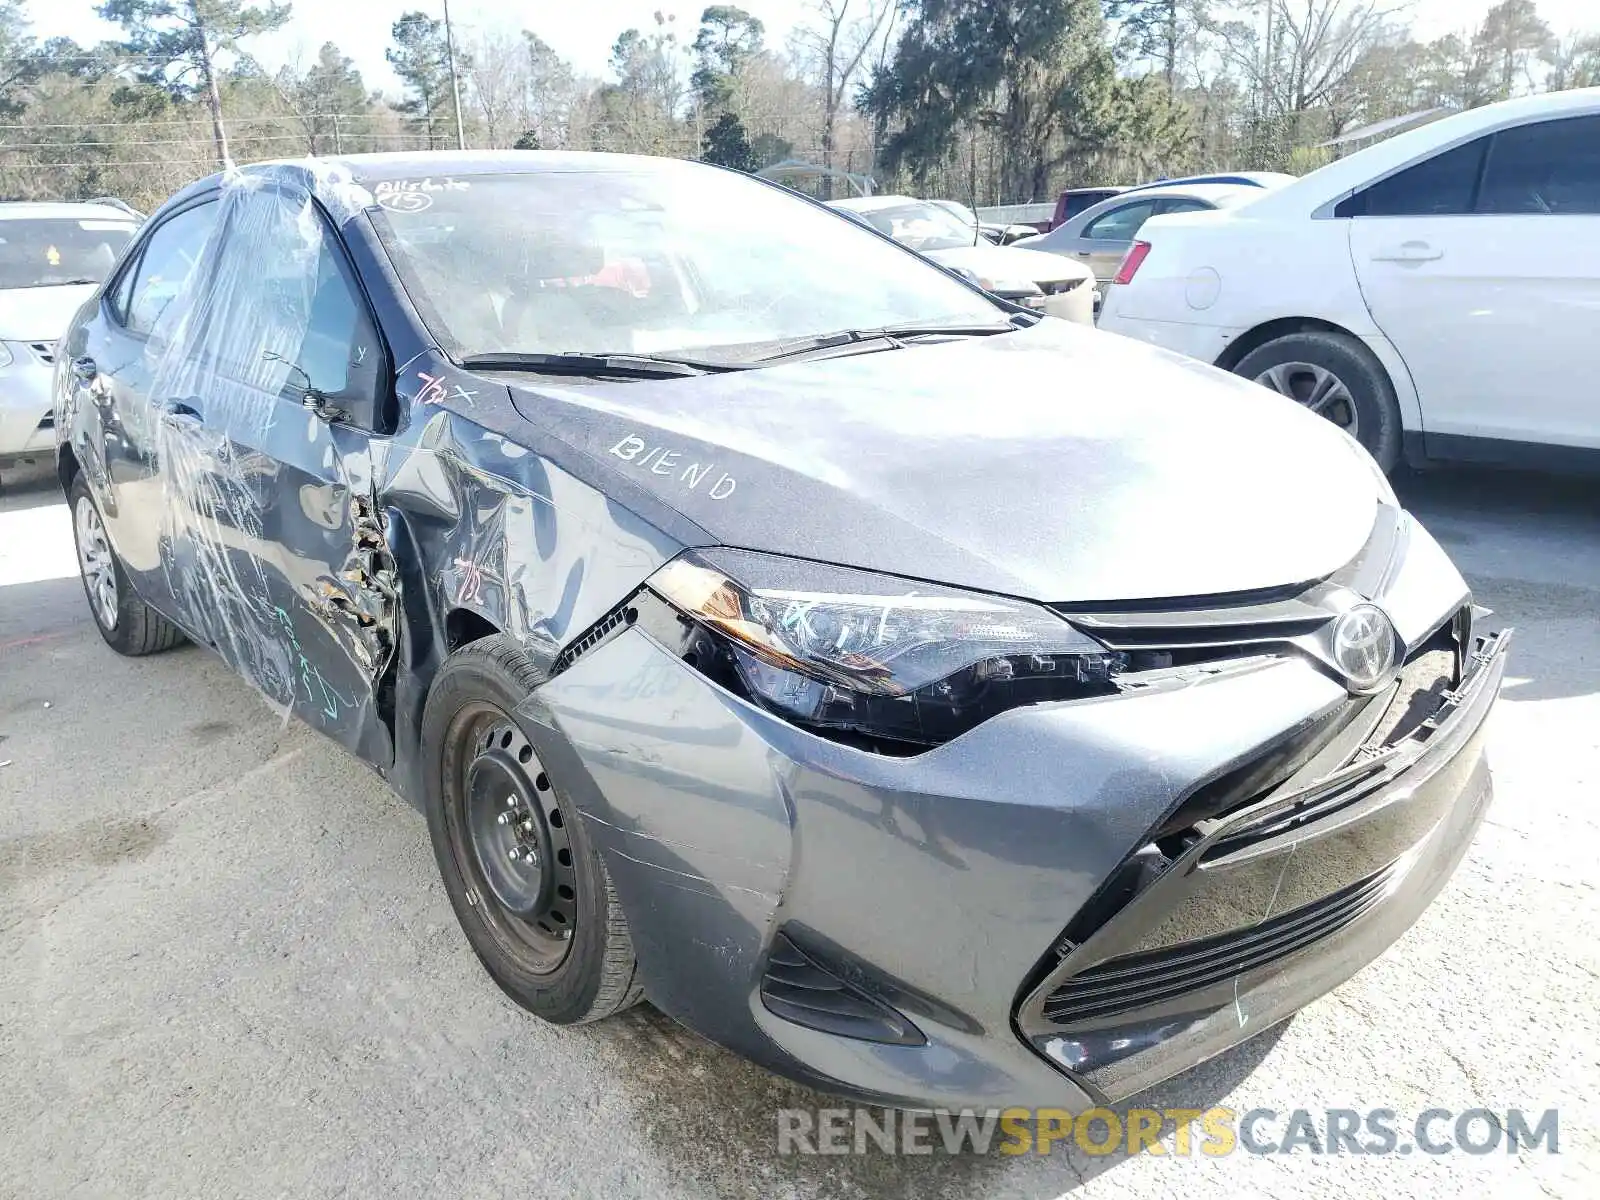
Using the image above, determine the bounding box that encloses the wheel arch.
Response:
[1215,316,1423,437]
[1215,316,1359,373]
[56,442,81,493]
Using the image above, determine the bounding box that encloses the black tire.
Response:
[1234,331,1403,473]
[67,474,186,657]
[421,634,643,1024]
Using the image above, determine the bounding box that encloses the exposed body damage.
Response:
[54,151,1507,1111]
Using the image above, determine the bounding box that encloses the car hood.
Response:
[505,321,1381,604]
[0,283,97,342]
[925,242,1092,286]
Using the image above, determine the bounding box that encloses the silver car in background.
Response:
[1017,183,1268,282]
[0,202,140,467]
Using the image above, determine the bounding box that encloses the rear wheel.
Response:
[68,475,185,656]
[422,635,642,1023]
[1234,331,1403,472]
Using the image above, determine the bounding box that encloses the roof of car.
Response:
[827,194,925,212]
[0,201,140,221]
[162,150,723,216]
[1241,86,1600,217]
[1112,182,1260,204]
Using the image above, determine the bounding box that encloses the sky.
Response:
[31,0,1600,101]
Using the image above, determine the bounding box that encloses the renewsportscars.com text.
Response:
[775,1106,1561,1157]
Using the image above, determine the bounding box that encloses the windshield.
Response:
[843,201,978,252]
[0,216,136,289]
[373,170,1000,362]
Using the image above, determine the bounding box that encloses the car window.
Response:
[1478,116,1600,215]
[192,188,384,428]
[0,215,137,290]
[1336,138,1488,218]
[1158,198,1213,216]
[1083,200,1157,241]
[1060,191,1119,221]
[125,202,217,335]
[374,171,1001,361]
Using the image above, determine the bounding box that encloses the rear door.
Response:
[158,183,398,762]
[1347,115,1600,451]
[67,198,218,604]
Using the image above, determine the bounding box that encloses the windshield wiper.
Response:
[459,351,747,379]
[736,319,1023,366]
[25,277,101,288]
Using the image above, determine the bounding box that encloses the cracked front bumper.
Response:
[1018,628,1509,1101]
[520,617,1507,1111]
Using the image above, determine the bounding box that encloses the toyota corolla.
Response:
[54,153,1508,1110]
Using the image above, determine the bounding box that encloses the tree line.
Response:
[0,0,1594,212]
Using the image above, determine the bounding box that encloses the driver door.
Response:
[159,184,399,763]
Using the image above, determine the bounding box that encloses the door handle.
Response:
[160,398,203,421]
[71,355,98,381]
[1371,241,1442,264]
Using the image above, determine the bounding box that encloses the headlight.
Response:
[983,277,1041,297]
[644,549,1122,751]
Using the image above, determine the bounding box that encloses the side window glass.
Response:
[1336,138,1488,218]
[1479,116,1600,215]
[1159,199,1211,216]
[300,248,376,398]
[1084,200,1157,241]
[201,188,383,428]
[125,202,218,335]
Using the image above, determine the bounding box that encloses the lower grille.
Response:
[1040,278,1084,295]
[28,341,56,364]
[1040,864,1396,1026]
[760,933,925,1046]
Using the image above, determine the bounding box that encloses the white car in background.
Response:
[0,202,140,467]
[829,195,1096,325]
[1098,88,1600,473]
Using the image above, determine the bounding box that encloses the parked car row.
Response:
[1099,86,1600,473]
[829,194,1097,323]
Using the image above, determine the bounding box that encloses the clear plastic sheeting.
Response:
[138,162,395,750]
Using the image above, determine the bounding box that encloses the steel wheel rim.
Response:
[1254,361,1360,437]
[74,495,118,631]
[445,704,577,973]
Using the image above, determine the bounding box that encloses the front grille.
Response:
[1040,864,1396,1026]
[34,412,53,430]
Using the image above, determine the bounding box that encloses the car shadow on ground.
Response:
[0,459,59,510]
[568,1000,1286,1198]
[1395,465,1600,703]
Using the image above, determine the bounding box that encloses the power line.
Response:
[0,132,427,149]
[0,114,423,130]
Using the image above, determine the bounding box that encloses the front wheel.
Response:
[1234,331,1403,472]
[421,634,643,1024]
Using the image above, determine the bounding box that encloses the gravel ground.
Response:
[1,458,1595,1199]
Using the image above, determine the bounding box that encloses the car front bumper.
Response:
[0,351,58,462]
[518,594,1507,1110]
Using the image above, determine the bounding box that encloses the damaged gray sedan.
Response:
[54,152,1510,1110]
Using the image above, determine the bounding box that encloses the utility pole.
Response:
[442,0,467,150]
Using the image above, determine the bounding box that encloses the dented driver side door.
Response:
[163,184,397,766]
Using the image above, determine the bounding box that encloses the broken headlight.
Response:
[645,549,1123,751]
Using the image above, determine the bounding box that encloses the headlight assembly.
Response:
[643,549,1123,751]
